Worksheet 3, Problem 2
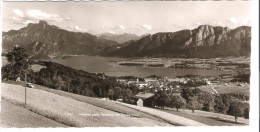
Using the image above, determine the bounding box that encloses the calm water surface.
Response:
[2,56,232,78]
[48,56,232,78]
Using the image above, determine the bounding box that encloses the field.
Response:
[31,64,46,72]
[198,82,249,95]
[1,100,67,128]
[1,83,170,127]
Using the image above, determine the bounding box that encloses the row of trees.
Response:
[153,90,203,113]
[152,88,249,122]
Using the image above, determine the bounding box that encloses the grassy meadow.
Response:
[1,83,170,127]
[198,83,249,95]
[1,100,67,128]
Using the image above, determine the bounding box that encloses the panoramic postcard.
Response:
[1,1,252,127]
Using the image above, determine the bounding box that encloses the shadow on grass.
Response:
[208,117,247,125]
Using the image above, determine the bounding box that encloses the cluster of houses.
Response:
[117,76,213,93]
[116,74,245,106]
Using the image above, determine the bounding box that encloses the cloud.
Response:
[69,25,82,31]
[65,17,72,21]
[23,20,34,25]
[68,25,87,32]
[99,25,126,34]
[118,25,125,30]
[13,9,25,18]
[209,21,224,27]
[227,17,239,25]
[226,17,251,27]
[11,8,71,25]
[195,22,202,25]
[26,10,64,22]
[142,24,152,30]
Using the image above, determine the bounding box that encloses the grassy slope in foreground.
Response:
[1,100,68,128]
[1,83,170,127]
[3,80,170,125]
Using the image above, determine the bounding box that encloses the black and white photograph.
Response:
[0,0,259,129]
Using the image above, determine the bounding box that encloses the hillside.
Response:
[2,58,143,103]
[107,25,251,58]
[1,83,171,127]
[2,20,119,58]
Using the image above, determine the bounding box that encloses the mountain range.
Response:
[2,20,251,58]
[2,20,119,58]
[107,25,251,58]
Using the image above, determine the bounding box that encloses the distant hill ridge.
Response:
[97,33,144,44]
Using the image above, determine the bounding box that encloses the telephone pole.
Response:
[25,73,27,108]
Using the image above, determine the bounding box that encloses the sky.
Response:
[2,1,252,36]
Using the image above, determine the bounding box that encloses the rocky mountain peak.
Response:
[26,20,49,29]
[2,20,119,57]
[108,25,251,58]
[38,20,48,25]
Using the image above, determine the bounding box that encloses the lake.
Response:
[2,56,232,78]
[49,56,232,78]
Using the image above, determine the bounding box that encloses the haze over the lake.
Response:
[3,1,252,36]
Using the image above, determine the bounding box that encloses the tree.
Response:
[221,94,232,114]
[113,86,123,100]
[227,101,245,122]
[108,89,114,100]
[198,92,215,112]
[153,90,170,109]
[181,87,194,100]
[244,107,249,119]
[214,95,227,113]
[6,47,29,64]
[122,88,133,103]
[187,96,202,113]
[169,95,186,111]
[3,47,30,80]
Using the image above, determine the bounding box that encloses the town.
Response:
[113,73,249,107]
